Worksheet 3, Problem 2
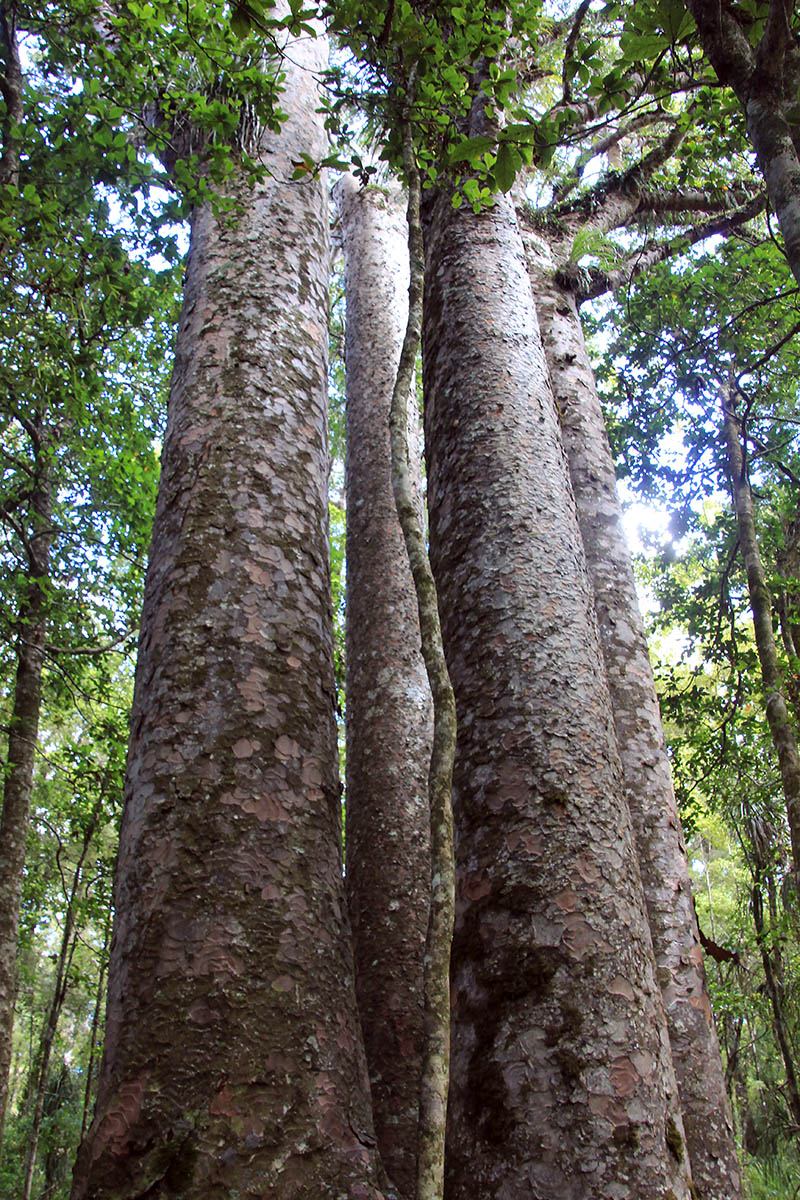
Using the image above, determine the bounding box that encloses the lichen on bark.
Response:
[522,222,741,1200]
[337,172,433,1199]
[422,186,693,1200]
[71,21,387,1200]
[388,123,456,1200]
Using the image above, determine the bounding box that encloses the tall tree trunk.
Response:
[422,188,693,1200]
[337,174,433,1198]
[720,385,800,884]
[71,28,386,1200]
[523,226,741,1200]
[388,131,456,1200]
[0,445,52,1150]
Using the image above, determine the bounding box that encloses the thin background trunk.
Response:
[721,383,800,885]
[21,803,100,1200]
[422,186,692,1200]
[71,23,386,1198]
[524,226,741,1200]
[0,443,52,1149]
[338,174,432,1199]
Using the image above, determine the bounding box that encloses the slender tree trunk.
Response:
[523,226,741,1200]
[71,27,387,1200]
[751,880,800,1131]
[22,806,100,1200]
[721,385,800,884]
[337,174,433,1198]
[422,188,693,1200]
[81,910,110,1139]
[0,448,52,1150]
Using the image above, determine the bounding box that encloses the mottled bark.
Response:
[337,173,432,1199]
[522,226,740,1200]
[71,28,386,1200]
[422,189,692,1200]
[683,0,800,285]
[388,131,455,1200]
[0,452,52,1151]
[721,386,800,886]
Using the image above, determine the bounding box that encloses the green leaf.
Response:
[447,135,496,166]
[494,142,521,193]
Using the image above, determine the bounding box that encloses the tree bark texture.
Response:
[71,30,386,1200]
[721,387,800,887]
[422,190,693,1200]
[337,174,433,1200]
[0,453,52,1150]
[683,0,800,286]
[523,226,741,1200]
[386,132,456,1200]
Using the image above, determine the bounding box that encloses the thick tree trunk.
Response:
[422,190,693,1200]
[524,227,741,1200]
[387,136,456,1200]
[337,175,433,1199]
[721,386,800,885]
[71,29,387,1200]
[0,454,52,1150]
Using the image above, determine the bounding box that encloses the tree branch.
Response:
[561,0,591,104]
[569,191,767,301]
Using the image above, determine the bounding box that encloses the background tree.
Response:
[337,174,432,1198]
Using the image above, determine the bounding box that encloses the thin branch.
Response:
[561,0,591,104]
[571,191,767,302]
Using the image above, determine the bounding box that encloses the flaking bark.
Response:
[389,127,456,1200]
[523,227,740,1200]
[71,23,386,1200]
[337,173,433,1199]
[422,186,693,1200]
[721,383,800,887]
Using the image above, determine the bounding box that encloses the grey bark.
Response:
[71,25,387,1200]
[387,129,456,1200]
[337,173,433,1199]
[522,226,741,1200]
[422,188,693,1200]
